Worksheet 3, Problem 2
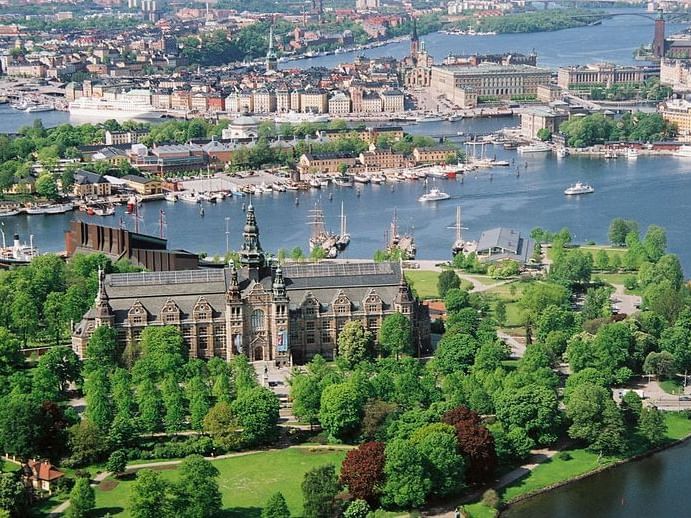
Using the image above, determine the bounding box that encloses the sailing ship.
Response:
[450,206,469,256]
[308,204,338,257]
[336,201,350,251]
[387,209,416,259]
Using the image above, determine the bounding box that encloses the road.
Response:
[611,284,641,316]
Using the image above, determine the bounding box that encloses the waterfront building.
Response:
[122,174,163,195]
[475,227,535,264]
[659,98,691,140]
[105,129,149,146]
[520,107,569,140]
[300,88,328,113]
[299,152,358,174]
[328,92,351,115]
[536,84,563,103]
[413,147,456,164]
[71,206,430,365]
[362,93,383,112]
[430,63,550,104]
[556,63,659,90]
[660,58,691,92]
[276,86,291,112]
[73,170,112,198]
[359,148,406,170]
[253,88,277,113]
[381,89,405,112]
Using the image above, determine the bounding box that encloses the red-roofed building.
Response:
[24,460,65,495]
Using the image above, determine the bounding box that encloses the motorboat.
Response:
[272,183,286,192]
[556,147,568,159]
[0,208,21,217]
[626,148,638,160]
[604,150,618,159]
[353,174,370,184]
[285,183,300,191]
[179,191,201,204]
[92,204,115,216]
[25,104,54,113]
[164,192,178,202]
[258,182,273,193]
[564,182,595,195]
[370,174,386,184]
[418,188,451,202]
[25,202,74,215]
[517,142,551,154]
[308,177,322,189]
[333,175,353,187]
[675,145,691,158]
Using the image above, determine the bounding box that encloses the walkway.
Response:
[411,260,516,294]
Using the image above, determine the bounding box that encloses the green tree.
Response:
[566,383,626,454]
[290,372,322,425]
[106,449,128,477]
[319,383,363,441]
[0,327,22,376]
[609,218,638,246]
[437,270,460,298]
[495,300,507,326]
[337,321,373,367]
[130,469,171,518]
[410,423,465,497]
[161,375,186,433]
[231,386,279,446]
[550,249,593,286]
[133,326,186,382]
[582,286,614,320]
[643,225,667,262]
[537,128,552,141]
[43,292,65,345]
[344,499,370,518]
[302,464,339,518]
[262,492,290,518]
[187,376,212,431]
[68,418,110,466]
[0,472,25,517]
[11,290,38,345]
[85,325,119,372]
[433,333,479,375]
[378,312,413,358]
[173,455,222,518]
[381,438,431,509]
[35,174,59,200]
[66,477,95,518]
[495,384,560,446]
[639,406,667,446]
[84,367,113,432]
[203,401,240,451]
[137,378,163,434]
[620,391,643,429]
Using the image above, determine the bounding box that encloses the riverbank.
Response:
[460,412,691,518]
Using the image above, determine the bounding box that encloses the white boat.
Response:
[517,142,551,154]
[370,174,386,184]
[274,111,330,124]
[164,192,178,202]
[68,96,164,120]
[25,202,74,215]
[0,208,20,217]
[556,147,568,159]
[418,188,451,202]
[333,175,353,187]
[179,191,201,204]
[416,115,445,123]
[353,174,370,184]
[604,150,618,159]
[285,183,300,191]
[271,183,286,192]
[11,100,29,111]
[675,145,691,158]
[1,233,38,263]
[626,148,638,160]
[564,182,595,195]
[92,205,115,216]
[25,104,54,113]
[308,177,322,189]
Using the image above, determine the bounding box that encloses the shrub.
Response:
[482,489,500,509]
[557,451,573,461]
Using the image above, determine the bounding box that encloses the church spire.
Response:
[266,22,278,72]
[273,263,287,299]
[410,17,419,61]
[94,267,113,323]
[240,203,265,278]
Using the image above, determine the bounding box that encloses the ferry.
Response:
[353,174,371,184]
[419,188,451,202]
[0,233,38,265]
[274,111,330,124]
[25,104,54,113]
[69,97,165,119]
[517,142,551,154]
[25,202,74,215]
[564,182,595,195]
[675,145,691,158]
[0,208,21,217]
[626,148,638,160]
[416,114,445,123]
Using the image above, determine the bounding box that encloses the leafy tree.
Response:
[339,441,386,505]
[290,372,322,425]
[11,290,38,345]
[432,332,479,375]
[319,383,363,441]
[566,383,626,454]
[337,321,373,367]
[410,423,465,497]
[495,301,507,326]
[437,270,460,298]
[564,367,608,402]
[519,283,570,317]
[173,455,222,518]
[203,401,240,451]
[84,367,113,432]
[495,384,560,446]
[344,499,370,518]
[111,368,136,419]
[381,438,430,509]
[37,346,81,396]
[231,386,279,446]
[130,469,171,518]
[643,280,685,323]
[262,492,290,518]
[442,406,498,484]
[550,249,593,286]
[0,327,22,376]
[161,375,186,433]
[133,326,186,382]
[444,288,470,313]
[621,391,643,429]
[582,286,614,320]
[0,472,25,517]
[137,378,163,434]
[494,426,534,464]
[643,351,676,379]
[639,406,667,446]
[68,418,110,466]
[106,449,128,477]
[609,218,638,246]
[109,413,137,450]
[302,464,339,518]
[85,326,119,372]
[35,174,59,200]
[537,128,552,141]
[378,313,413,358]
[43,292,66,345]
[643,225,667,262]
[594,249,610,271]
[66,477,95,518]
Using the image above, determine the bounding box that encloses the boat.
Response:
[258,182,273,193]
[333,175,353,187]
[68,96,165,120]
[285,183,300,191]
[416,115,445,123]
[308,177,322,189]
[564,182,595,195]
[0,208,20,217]
[370,174,386,184]
[353,174,370,184]
[517,142,551,154]
[418,188,451,202]
[307,204,336,252]
[274,111,330,124]
[387,209,416,259]
[448,114,464,122]
[675,145,691,158]
[25,104,54,113]
[0,233,38,264]
[11,100,29,111]
[92,204,115,216]
[626,148,638,160]
[179,191,201,204]
[25,202,74,215]
[556,147,568,159]
[336,201,350,251]
[604,150,618,159]
[450,206,468,256]
[164,192,178,202]
[271,183,286,192]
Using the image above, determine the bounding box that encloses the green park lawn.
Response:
[659,379,684,395]
[405,271,441,299]
[92,447,347,517]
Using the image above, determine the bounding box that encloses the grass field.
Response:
[91,447,347,517]
[405,271,441,299]
[483,280,531,328]
[464,413,691,517]
[659,379,684,395]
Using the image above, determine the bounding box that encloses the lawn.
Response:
[92,447,348,517]
[659,379,683,395]
[405,270,441,299]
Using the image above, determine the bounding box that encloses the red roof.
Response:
[28,460,64,482]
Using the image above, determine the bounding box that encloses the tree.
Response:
[161,375,186,433]
[495,301,507,326]
[444,288,470,313]
[433,332,479,375]
[290,372,322,425]
[106,449,128,478]
[36,346,81,396]
[337,321,373,367]
[84,368,113,432]
[319,383,363,441]
[609,218,638,246]
[537,128,552,141]
[340,441,386,505]
[130,469,171,518]
[643,225,667,262]
[187,376,212,431]
[67,477,95,518]
[35,174,59,200]
[344,499,370,518]
[11,290,38,345]
[174,455,222,518]
[550,249,593,286]
[381,439,430,509]
[519,283,570,316]
[43,292,65,345]
[0,473,26,517]
[442,406,498,484]
[302,464,339,518]
[231,386,279,446]
[0,327,22,376]
[68,418,110,466]
[494,384,560,446]
[566,383,626,454]
[643,351,676,379]
[639,406,667,446]
[262,492,290,518]
[378,313,413,358]
[134,326,186,382]
[137,378,163,434]
[620,391,643,429]
[85,325,119,372]
[437,270,460,298]
[410,423,465,497]
[582,286,614,320]
[594,249,610,271]
[203,401,240,451]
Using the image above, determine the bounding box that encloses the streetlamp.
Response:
[225,217,230,256]
[0,222,5,250]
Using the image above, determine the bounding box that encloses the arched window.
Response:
[251,309,265,331]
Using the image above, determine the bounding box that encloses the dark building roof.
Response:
[476,227,534,264]
[74,169,109,185]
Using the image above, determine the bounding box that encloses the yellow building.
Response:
[300,90,328,114]
[660,99,691,139]
[122,174,163,195]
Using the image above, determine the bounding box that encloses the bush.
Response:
[125,436,216,461]
[557,451,572,461]
[482,489,500,509]
[624,275,638,290]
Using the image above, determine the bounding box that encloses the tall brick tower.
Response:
[653,9,666,59]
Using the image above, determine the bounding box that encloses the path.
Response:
[498,331,526,358]
[410,260,516,294]
[611,284,641,316]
